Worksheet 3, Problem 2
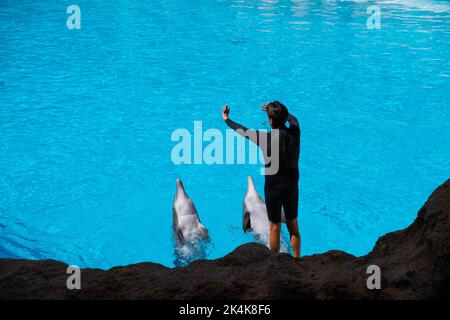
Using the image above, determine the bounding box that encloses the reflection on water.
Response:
[231,0,450,31]
[173,237,212,267]
[377,0,450,13]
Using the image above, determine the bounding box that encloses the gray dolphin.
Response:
[243,176,285,244]
[172,178,209,244]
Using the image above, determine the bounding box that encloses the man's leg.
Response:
[286,218,301,258]
[265,184,283,254]
[283,183,301,257]
[269,222,281,254]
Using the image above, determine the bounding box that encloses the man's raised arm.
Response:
[222,105,264,147]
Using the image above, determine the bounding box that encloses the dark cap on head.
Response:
[267,101,288,128]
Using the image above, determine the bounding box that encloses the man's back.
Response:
[265,114,300,185]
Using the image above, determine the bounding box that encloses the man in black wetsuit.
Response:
[222,101,301,257]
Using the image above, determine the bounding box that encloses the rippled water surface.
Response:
[1,0,449,268]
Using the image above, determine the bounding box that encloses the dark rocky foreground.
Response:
[0,180,449,300]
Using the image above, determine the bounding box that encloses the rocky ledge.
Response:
[1,180,449,300]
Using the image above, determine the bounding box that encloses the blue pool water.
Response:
[1,0,449,268]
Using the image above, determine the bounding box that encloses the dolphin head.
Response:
[173,178,209,244]
[245,176,264,202]
[175,178,188,200]
[243,177,256,232]
[246,176,257,195]
[243,176,268,232]
[243,176,272,237]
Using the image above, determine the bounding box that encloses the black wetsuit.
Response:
[225,114,300,223]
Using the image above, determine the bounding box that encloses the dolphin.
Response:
[243,176,286,245]
[172,178,209,244]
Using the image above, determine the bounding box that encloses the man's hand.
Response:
[222,105,230,121]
